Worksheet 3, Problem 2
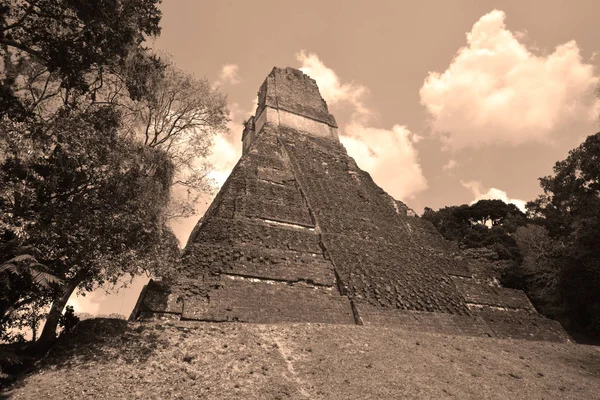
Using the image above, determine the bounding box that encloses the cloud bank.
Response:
[420,9,600,149]
[297,51,427,199]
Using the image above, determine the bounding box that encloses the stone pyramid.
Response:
[130,67,568,342]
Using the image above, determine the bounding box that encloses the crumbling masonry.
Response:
[130,67,568,342]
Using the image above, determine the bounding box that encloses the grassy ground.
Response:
[2,318,599,399]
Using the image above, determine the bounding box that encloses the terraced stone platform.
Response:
[130,67,569,343]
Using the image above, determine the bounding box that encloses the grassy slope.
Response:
[3,319,600,399]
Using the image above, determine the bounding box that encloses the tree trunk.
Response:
[31,321,37,342]
[36,279,79,348]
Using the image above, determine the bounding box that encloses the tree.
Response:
[139,63,229,219]
[596,85,600,124]
[468,199,525,227]
[0,252,60,342]
[0,0,174,351]
[528,132,600,235]
[527,132,600,333]
[0,0,162,118]
[512,225,566,316]
[0,1,228,350]
[95,55,230,219]
[423,199,527,287]
[422,205,469,242]
[422,200,526,254]
[0,106,180,347]
[2,0,228,220]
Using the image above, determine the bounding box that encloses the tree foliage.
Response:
[2,0,229,221]
[140,63,228,219]
[422,199,526,263]
[425,133,600,336]
[0,107,179,346]
[0,0,229,353]
[0,0,162,117]
[512,225,567,317]
[101,55,230,219]
[0,0,191,351]
[526,132,600,333]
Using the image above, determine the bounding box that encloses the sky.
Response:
[73,0,600,317]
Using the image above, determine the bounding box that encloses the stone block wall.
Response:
[136,127,356,325]
[279,128,470,315]
[257,67,337,127]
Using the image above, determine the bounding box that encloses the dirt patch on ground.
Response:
[3,319,599,399]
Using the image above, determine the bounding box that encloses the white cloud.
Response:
[217,64,241,86]
[206,133,239,186]
[442,159,458,172]
[297,51,427,199]
[461,180,527,211]
[341,124,427,199]
[420,9,600,149]
[67,290,104,315]
[202,101,247,187]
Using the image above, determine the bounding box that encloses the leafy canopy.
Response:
[0,0,162,116]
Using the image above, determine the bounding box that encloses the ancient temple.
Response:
[130,67,568,342]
